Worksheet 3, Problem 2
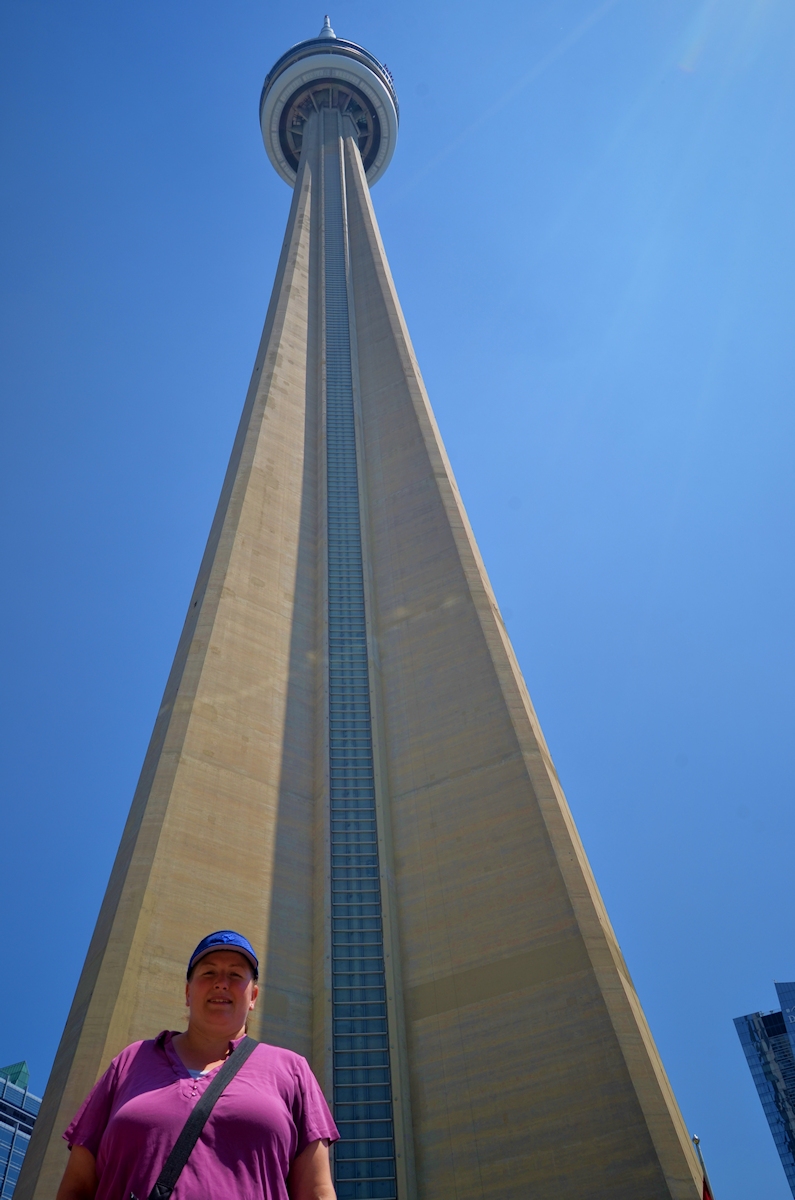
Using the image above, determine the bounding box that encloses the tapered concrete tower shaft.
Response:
[19,22,704,1200]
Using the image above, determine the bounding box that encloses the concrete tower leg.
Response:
[339,131,703,1199]
[17,132,319,1200]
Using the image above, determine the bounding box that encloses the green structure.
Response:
[0,1065,29,1092]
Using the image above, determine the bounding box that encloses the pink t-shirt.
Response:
[64,1032,338,1200]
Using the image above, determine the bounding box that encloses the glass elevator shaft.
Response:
[321,107,398,1200]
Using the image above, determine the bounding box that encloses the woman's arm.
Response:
[287,1138,336,1200]
[55,1145,98,1200]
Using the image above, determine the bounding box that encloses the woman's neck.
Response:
[172,1024,245,1072]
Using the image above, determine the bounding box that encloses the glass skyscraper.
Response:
[735,981,795,1196]
[0,1064,40,1198]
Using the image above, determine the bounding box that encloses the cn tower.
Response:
[19,20,704,1200]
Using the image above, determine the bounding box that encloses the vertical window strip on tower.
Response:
[323,109,398,1200]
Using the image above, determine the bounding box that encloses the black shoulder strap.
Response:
[145,1035,259,1200]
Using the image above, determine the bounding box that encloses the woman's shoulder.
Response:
[250,1041,313,1082]
[247,1042,337,1139]
[108,1031,174,1073]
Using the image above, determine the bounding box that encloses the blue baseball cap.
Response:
[187,931,259,979]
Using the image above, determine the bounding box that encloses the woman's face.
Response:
[185,950,258,1035]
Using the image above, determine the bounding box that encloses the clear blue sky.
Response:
[1,1,793,1194]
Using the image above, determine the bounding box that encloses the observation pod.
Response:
[260,15,399,186]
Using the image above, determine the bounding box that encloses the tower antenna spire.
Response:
[318,14,335,38]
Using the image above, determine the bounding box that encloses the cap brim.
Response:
[188,946,258,973]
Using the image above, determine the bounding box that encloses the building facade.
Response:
[735,982,795,1196]
[18,22,704,1200]
[0,1065,40,1199]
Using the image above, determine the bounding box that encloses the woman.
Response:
[57,930,338,1200]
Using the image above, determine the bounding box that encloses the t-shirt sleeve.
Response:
[292,1057,339,1156]
[63,1059,118,1158]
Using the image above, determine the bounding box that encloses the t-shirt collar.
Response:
[156,1029,248,1078]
